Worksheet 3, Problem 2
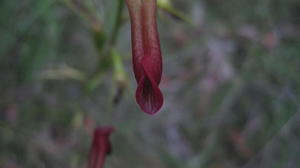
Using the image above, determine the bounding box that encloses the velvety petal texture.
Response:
[125,0,163,114]
[88,126,115,168]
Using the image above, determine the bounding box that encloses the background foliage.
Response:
[1,0,300,167]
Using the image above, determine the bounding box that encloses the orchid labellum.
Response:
[125,0,163,114]
[88,127,115,168]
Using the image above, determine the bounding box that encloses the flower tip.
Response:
[94,126,115,136]
[136,80,163,115]
[88,126,115,168]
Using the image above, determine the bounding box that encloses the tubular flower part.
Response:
[125,0,163,114]
[88,126,115,168]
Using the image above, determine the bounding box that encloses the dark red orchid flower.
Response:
[88,126,115,168]
[125,0,163,115]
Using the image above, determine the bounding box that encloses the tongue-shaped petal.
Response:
[136,66,163,114]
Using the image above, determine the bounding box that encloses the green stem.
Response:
[158,1,195,27]
[86,0,125,92]
[110,0,125,46]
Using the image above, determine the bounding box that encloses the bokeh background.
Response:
[1,0,300,167]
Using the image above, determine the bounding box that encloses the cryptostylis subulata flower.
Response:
[88,126,115,168]
[125,0,163,115]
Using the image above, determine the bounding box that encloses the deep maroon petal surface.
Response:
[88,126,115,168]
[125,0,163,114]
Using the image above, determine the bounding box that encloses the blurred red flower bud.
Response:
[125,0,163,115]
[88,126,115,168]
